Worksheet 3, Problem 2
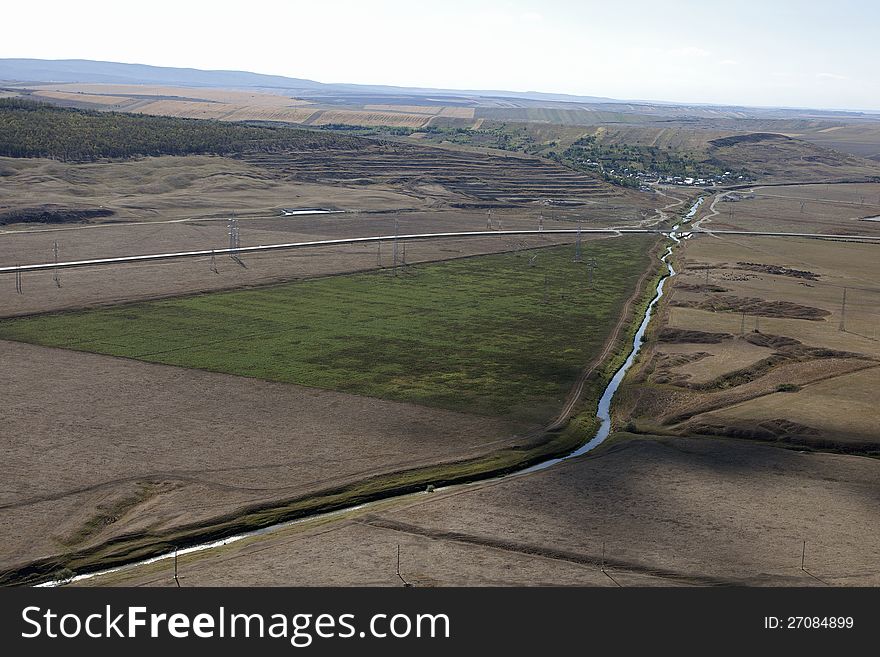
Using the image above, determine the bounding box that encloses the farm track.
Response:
[358,516,732,585]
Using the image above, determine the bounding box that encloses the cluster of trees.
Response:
[0,98,365,161]
[564,135,725,184]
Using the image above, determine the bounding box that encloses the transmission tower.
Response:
[15,266,22,295]
[228,215,240,250]
[227,215,246,267]
[573,223,583,262]
[839,287,847,331]
[587,257,598,287]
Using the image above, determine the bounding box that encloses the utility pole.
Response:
[396,544,411,587]
[392,218,399,276]
[174,547,181,587]
[52,241,61,288]
[839,287,847,331]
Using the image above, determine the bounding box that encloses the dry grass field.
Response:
[78,434,880,587]
[0,155,420,222]
[0,340,529,582]
[694,183,880,235]
[0,233,657,583]
[616,232,880,454]
[14,83,481,128]
[0,225,584,318]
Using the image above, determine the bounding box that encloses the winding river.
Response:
[40,203,694,587]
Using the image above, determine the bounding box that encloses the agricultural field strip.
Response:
[0,229,658,273]
[4,228,880,275]
[0,241,653,423]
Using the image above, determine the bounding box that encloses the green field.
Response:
[0,238,655,423]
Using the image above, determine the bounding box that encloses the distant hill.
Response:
[0,58,616,104]
[0,59,326,92]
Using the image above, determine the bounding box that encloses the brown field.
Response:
[694,183,880,235]
[362,106,475,119]
[0,339,529,580]
[29,83,314,106]
[129,100,318,123]
[617,232,880,453]
[79,435,880,587]
[21,83,480,128]
[32,90,136,107]
[0,229,582,318]
[363,105,440,115]
[308,109,431,128]
[697,367,880,445]
[0,155,421,222]
[0,148,650,317]
[795,123,880,161]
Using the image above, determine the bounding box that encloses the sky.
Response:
[4,0,879,110]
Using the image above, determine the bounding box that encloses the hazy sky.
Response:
[5,0,879,110]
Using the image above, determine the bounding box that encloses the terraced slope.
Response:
[243,143,617,204]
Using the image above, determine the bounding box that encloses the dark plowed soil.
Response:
[672,294,831,320]
[735,262,820,280]
[657,328,732,343]
[686,420,880,456]
[675,282,730,293]
[0,205,114,225]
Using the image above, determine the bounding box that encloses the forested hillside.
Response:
[0,98,365,160]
